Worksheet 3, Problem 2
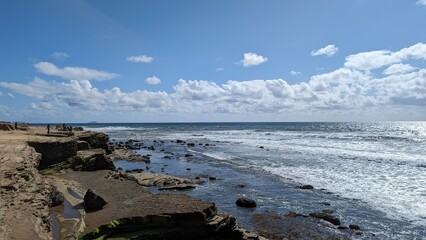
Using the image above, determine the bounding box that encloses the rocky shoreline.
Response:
[0,124,265,239]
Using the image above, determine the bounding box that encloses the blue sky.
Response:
[0,0,425,122]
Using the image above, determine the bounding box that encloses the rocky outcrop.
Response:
[72,149,115,171]
[28,131,114,171]
[78,132,110,153]
[107,171,196,189]
[80,204,265,240]
[0,144,53,240]
[253,212,350,240]
[28,139,77,170]
[0,122,15,131]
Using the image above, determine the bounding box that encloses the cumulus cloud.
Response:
[417,0,426,5]
[239,52,268,67]
[34,62,119,81]
[344,43,426,71]
[51,52,69,60]
[311,44,339,57]
[1,43,425,121]
[290,70,301,76]
[126,55,153,63]
[383,64,418,75]
[145,76,161,85]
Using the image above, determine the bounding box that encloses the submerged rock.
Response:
[84,189,107,210]
[298,184,314,190]
[309,212,341,225]
[236,198,257,208]
[349,224,361,230]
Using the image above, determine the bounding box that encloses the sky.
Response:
[0,0,425,123]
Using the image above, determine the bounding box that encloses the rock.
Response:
[0,122,15,131]
[158,184,196,191]
[72,149,115,171]
[184,153,193,157]
[259,146,264,149]
[84,189,107,210]
[186,168,191,171]
[298,184,314,190]
[50,191,64,207]
[187,143,195,147]
[176,139,184,143]
[349,224,360,230]
[28,139,77,170]
[76,140,90,150]
[322,209,334,214]
[309,212,341,225]
[236,197,257,208]
[321,201,331,206]
[237,184,246,188]
[338,226,349,230]
[208,176,217,180]
[78,132,110,153]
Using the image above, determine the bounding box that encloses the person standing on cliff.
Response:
[47,124,50,135]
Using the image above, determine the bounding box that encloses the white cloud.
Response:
[126,55,154,63]
[216,67,224,72]
[311,44,339,57]
[417,0,426,5]
[51,52,69,60]
[145,76,161,85]
[7,93,15,98]
[383,64,418,75]
[239,52,268,67]
[1,42,426,121]
[34,62,119,81]
[344,43,426,71]
[290,70,301,76]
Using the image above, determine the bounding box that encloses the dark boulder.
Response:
[349,224,360,230]
[84,189,107,210]
[50,191,64,207]
[309,212,341,225]
[236,197,257,208]
[76,140,90,150]
[298,184,314,190]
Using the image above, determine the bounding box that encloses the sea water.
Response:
[83,122,426,239]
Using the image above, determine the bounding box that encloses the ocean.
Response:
[82,122,426,239]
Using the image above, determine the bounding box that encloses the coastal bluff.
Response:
[0,125,264,240]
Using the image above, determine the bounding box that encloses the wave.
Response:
[83,126,142,132]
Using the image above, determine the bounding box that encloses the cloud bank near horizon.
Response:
[1,43,426,122]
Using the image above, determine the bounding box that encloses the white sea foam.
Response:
[83,126,142,132]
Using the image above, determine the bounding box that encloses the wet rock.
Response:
[208,176,217,180]
[237,184,246,188]
[309,212,341,225]
[322,209,334,214]
[50,191,64,207]
[186,168,191,171]
[184,153,193,157]
[298,184,314,190]
[158,184,196,191]
[259,146,264,149]
[187,143,195,147]
[176,139,184,143]
[338,226,349,230]
[321,201,331,206]
[236,197,257,208]
[349,224,360,230]
[84,189,107,210]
